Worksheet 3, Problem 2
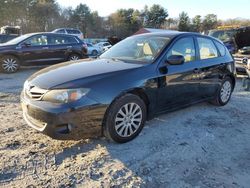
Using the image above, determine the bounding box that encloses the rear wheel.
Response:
[103,94,147,143]
[0,55,20,73]
[211,77,233,106]
[91,50,98,56]
[68,54,80,61]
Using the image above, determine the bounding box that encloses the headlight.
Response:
[42,88,89,103]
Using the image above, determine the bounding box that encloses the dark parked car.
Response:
[0,33,88,73]
[21,32,236,143]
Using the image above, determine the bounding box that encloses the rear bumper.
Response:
[21,93,108,140]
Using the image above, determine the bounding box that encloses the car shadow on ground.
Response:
[1,69,250,187]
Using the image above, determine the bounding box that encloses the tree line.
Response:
[0,0,250,38]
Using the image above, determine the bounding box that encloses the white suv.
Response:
[52,28,84,40]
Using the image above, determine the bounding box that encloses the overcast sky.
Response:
[57,0,250,19]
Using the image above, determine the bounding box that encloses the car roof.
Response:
[133,31,190,38]
[54,28,81,31]
[132,31,222,43]
[23,32,78,37]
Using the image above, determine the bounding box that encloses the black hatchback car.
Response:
[0,33,88,73]
[21,32,236,143]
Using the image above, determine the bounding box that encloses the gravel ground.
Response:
[0,67,250,188]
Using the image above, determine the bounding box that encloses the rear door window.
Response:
[48,35,78,45]
[197,37,218,60]
[64,36,78,44]
[167,37,196,63]
[48,35,65,45]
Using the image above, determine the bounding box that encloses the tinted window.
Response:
[48,35,78,45]
[25,35,48,46]
[55,29,65,34]
[197,37,218,60]
[65,36,78,44]
[167,37,196,62]
[48,36,65,45]
[214,41,226,56]
[66,29,81,34]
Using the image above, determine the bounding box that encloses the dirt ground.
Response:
[0,67,250,188]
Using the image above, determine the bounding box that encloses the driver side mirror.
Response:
[166,55,185,65]
[22,42,31,47]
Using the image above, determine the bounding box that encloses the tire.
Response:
[103,94,147,143]
[91,50,98,56]
[0,55,20,73]
[68,54,80,61]
[211,77,233,106]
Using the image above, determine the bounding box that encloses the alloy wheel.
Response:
[220,80,232,103]
[2,58,18,73]
[114,103,142,137]
[69,55,79,61]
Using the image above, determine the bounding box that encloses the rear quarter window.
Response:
[66,29,81,34]
[214,41,226,56]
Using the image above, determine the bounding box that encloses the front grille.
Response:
[233,55,248,65]
[25,86,47,100]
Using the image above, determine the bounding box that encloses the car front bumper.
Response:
[21,92,108,140]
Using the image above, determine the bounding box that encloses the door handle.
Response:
[67,46,72,48]
[193,68,201,73]
[42,47,49,50]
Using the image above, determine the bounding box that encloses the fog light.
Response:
[55,124,72,134]
[67,124,72,132]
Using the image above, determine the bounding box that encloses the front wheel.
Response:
[0,55,20,73]
[211,77,233,106]
[103,94,147,143]
[68,54,80,61]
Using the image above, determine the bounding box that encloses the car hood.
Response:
[234,27,250,49]
[27,58,145,89]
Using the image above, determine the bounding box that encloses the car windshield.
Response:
[100,35,170,63]
[4,34,33,45]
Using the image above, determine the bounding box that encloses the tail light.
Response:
[82,43,88,54]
